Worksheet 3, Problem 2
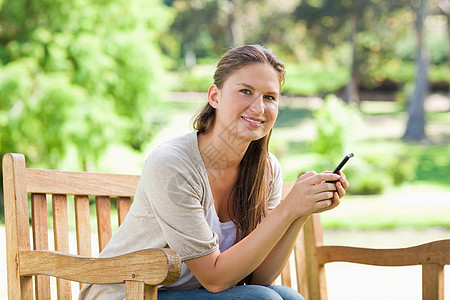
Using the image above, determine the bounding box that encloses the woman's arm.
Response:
[184,171,347,293]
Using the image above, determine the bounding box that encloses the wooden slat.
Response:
[117,196,132,226]
[31,193,51,299]
[26,168,139,196]
[2,153,33,300]
[75,195,92,257]
[19,248,181,285]
[279,182,295,288]
[96,196,112,252]
[422,264,444,300]
[125,281,157,300]
[280,259,291,287]
[125,281,145,300]
[294,229,308,297]
[144,285,158,300]
[317,239,450,266]
[304,215,328,300]
[52,194,71,298]
[281,182,295,201]
[75,195,92,290]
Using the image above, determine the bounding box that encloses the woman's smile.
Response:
[241,116,265,127]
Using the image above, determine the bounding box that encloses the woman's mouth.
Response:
[241,116,264,126]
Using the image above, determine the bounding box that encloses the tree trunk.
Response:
[184,43,197,70]
[343,13,360,104]
[227,0,244,47]
[403,0,428,141]
[438,0,450,99]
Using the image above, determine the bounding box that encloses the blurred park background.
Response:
[1,0,450,299]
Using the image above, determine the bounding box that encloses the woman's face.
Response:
[208,63,280,144]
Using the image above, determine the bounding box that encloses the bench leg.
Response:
[422,264,444,300]
[125,281,158,299]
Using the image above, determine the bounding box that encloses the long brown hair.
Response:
[193,45,285,244]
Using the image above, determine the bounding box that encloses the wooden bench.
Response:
[3,152,450,299]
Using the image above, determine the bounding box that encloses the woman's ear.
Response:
[207,84,220,109]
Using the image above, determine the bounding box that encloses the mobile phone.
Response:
[333,153,354,174]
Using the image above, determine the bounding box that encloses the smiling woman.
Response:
[79,45,349,300]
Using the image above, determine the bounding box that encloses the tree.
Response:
[168,0,266,68]
[0,0,173,217]
[438,0,450,98]
[403,0,429,141]
[293,0,405,103]
[0,0,173,170]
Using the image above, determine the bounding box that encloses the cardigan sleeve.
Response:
[141,143,219,261]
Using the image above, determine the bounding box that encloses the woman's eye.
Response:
[240,89,251,95]
[264,95,276,101]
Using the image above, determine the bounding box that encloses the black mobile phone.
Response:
[333,153,354,174]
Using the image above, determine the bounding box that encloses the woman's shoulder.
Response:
[142,132,204,177]
[147,132,199,162]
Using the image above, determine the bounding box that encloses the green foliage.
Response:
[0,0,173,169]
[415,144,450,186]
[429,64,450,83]
[393,31,449,64]
[283,63,349,96]
[381,61,450,86]
[349,173,388,195]
[173,71,213,92]
[344,151,419,195]
[311,94,361,167]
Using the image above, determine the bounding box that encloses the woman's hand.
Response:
[314,171,349,214]
[284,170,350,218]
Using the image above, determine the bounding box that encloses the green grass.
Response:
[321,184,450,230]
[274,107,314,128]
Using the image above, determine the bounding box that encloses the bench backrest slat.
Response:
[75,195,92,257]
[52,194,72,298]
[30,193,51,298]
[117,196,132,226]
[96,196,113,252]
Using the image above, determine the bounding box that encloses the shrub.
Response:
[311,94,361,168]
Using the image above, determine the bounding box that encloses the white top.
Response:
[206,204,237,253]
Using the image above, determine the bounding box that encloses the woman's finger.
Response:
[336,181,346,198]
[329,192,341,210]
[320,182,338,192]
[297,171,317,182]
[315,199,332,211]
[314,191,335,201]
[338,171,350,189]
[306,172,340,185]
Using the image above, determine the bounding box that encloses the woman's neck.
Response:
[197,130,249,182]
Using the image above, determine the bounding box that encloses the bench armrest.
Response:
[19,248,181,286]
[317,239,450,266]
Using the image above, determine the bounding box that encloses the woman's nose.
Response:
[249,95,264,114]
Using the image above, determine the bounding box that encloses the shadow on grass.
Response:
[275,107,314,128]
